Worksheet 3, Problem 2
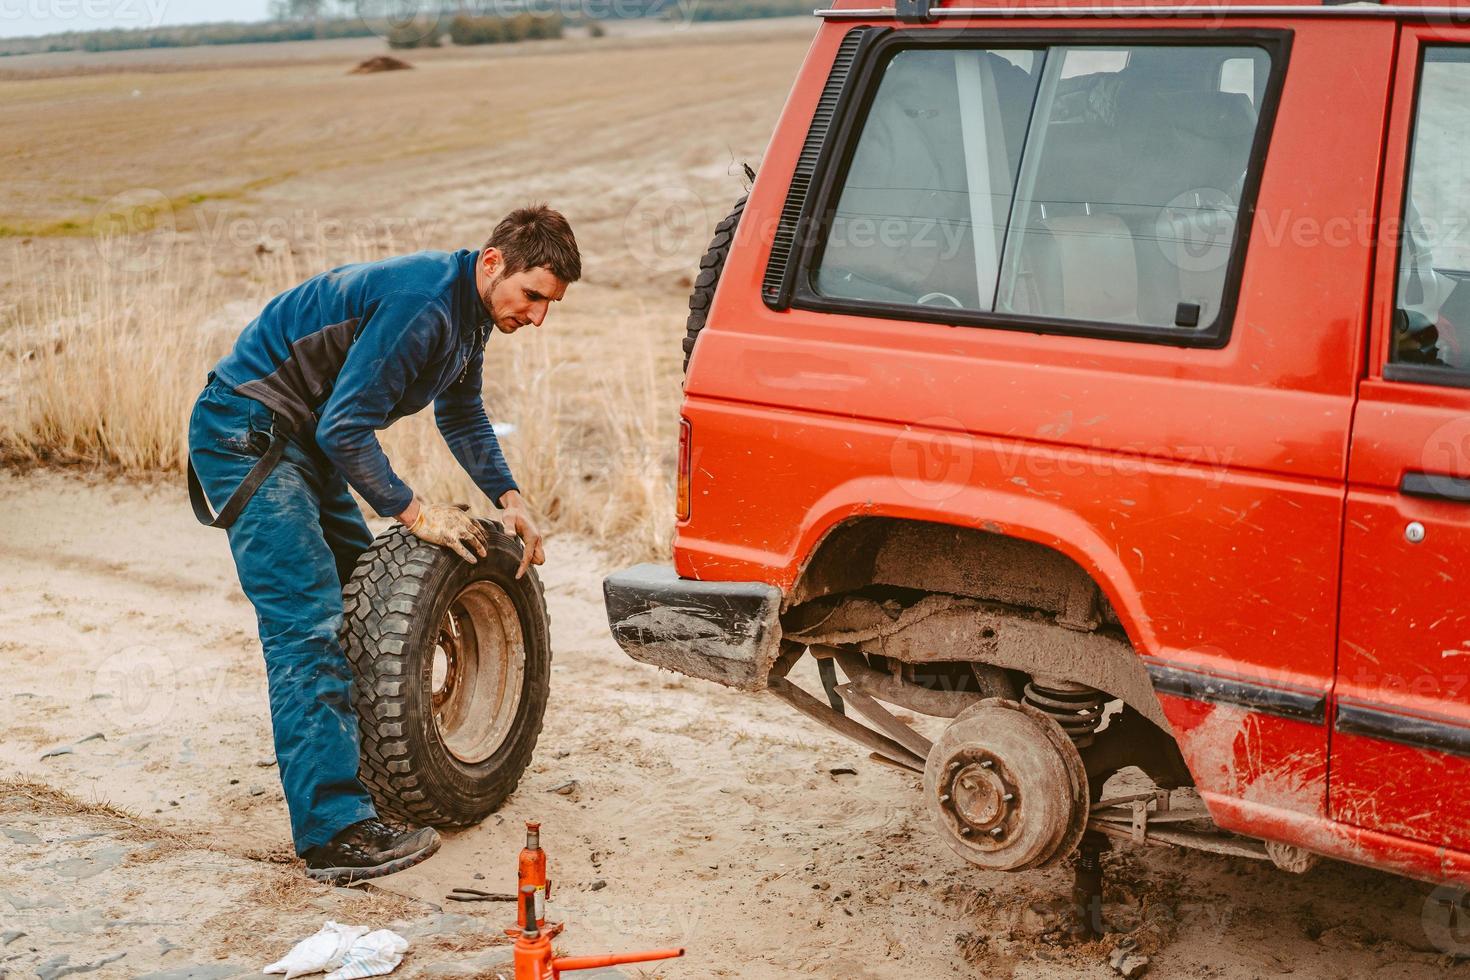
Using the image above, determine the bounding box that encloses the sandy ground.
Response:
[3,18,1470,980]
[1,469,1468,980]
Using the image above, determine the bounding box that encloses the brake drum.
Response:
[923,698,1089,872]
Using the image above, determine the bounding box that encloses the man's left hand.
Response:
[498,490,545,580]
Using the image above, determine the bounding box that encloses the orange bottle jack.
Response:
[510,887,684,980]
[518,821,549,928]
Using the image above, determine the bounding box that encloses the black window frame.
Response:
[782,27,1294,350]
[1383,43,1470,390]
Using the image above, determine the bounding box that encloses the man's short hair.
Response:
[486,204,582,284]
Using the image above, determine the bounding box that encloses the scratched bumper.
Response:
[602,563,785,692]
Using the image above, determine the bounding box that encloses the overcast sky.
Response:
[0,0,273,38]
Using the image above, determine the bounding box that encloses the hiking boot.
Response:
[303,819,441,885]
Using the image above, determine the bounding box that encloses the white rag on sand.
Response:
[325,930,410,980]
[263,921,409,980]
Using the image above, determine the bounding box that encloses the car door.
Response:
[1333,28,1470,854]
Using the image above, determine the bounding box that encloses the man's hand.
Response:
[398,498,490,564]
[498,490,545,580]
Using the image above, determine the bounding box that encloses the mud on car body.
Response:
[605,0,1470,894]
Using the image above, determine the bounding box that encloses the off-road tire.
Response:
[342,521,551,827]
[682,195,747,372]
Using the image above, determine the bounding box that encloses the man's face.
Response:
[479,249,569,335]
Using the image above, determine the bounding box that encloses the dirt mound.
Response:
[349,55,414,75]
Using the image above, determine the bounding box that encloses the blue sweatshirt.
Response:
[211,249,517,517]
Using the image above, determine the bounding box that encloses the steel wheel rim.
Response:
[431,580,526,764]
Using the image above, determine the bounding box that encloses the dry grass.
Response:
[0,21,808,564]
[243,873,422,921]
[204,873,429,963]
[0,776,229,865]
[0,775,147,825]
[0,245,681,562]
[0,251,234,473]
[0,775,259,859]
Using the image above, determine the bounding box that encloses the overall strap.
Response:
[187,431,291,530]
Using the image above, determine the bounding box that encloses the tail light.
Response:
[676,418,692,522]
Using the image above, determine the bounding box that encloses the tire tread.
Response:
[342,524,550,827]
[682,195,748,372]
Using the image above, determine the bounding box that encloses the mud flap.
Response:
[602,564,784,692]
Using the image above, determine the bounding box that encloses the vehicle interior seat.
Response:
[1001,117,1141,324]
[817,53,979,306]
[1112,69,1259,327]
[818,51,1041,308]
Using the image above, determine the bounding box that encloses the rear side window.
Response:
[1391,47,1470,381]
[811,42,1275,340]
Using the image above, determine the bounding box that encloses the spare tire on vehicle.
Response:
[681,194,747,373]
[342,520,550,827]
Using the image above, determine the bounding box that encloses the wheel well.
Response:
[789,517,1119,630]
[784,518,1169,733]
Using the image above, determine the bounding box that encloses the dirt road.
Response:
[1,470,1465,979]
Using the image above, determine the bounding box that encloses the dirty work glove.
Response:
[405,502,489,564]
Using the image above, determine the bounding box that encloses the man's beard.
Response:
[479,271,503,330]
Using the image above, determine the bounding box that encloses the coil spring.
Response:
[1023,679,1105,747]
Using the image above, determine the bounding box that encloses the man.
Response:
[187,204,580,883]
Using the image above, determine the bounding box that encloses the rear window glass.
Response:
[1392,47,1470,378]
[813,43,1273,336]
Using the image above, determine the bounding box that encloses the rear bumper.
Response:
[602,563,784,692]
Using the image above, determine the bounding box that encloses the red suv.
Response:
[605,0,1470,908]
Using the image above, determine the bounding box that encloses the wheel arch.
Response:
[783,499,1171,732]
[786,485,1151,643]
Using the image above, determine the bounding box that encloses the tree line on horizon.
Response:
[0,0,812,58]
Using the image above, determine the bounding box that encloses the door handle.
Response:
[1401,470,1470,503]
